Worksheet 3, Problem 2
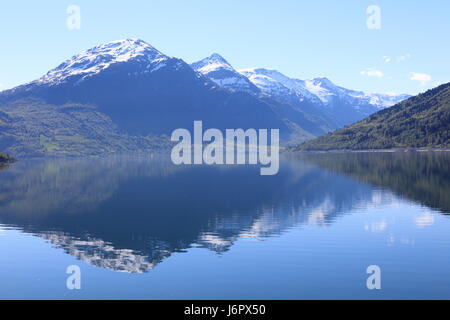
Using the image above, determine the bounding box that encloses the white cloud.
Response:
[382,56,391,63]
[0,83,3,88]
[360,68,384,78]
[410,72,431,85]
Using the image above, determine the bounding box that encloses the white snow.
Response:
[238,68,409,109]
[303,79,336,104]
[191,53,234,73]
[36,38,170,85]
[198,62,234,74]
[191,54,257,92]
[211,76,248,87]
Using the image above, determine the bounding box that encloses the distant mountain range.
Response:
[191,53,410,128]
[0,38,410,157]
[294,82,450,150]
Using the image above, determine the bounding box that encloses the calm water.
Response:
[0,152,449,299]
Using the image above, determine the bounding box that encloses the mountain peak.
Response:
[208,53,230,64]
[309,77,335,89]
[191,54,260,94]
[312,76,332,83]
[190,53,233,73]
[35,38,170,86]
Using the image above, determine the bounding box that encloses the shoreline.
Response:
[288,148,450,154]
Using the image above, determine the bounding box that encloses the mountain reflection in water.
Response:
[0,152,448,273]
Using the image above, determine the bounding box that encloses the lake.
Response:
[0,152,449,299]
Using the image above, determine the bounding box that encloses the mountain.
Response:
[293,82,450,150]
[190,53,260,94]
[0,39,326,156]
[192,55,410,128]
[0,40,411,157]
[237,68,410,127]
[191,55,341,134]
[1,38,225,135]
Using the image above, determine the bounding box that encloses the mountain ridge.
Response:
[190,53,260,94]
[0,39,312,156]
[0,39,412,157]
[192,53,411,128]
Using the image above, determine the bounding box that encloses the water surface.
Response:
[0,152,449,299]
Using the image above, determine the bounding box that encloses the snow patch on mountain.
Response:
[361,93,412,108]
[302,78,337,104]
[191,53,234,73]
[239,68,296,98]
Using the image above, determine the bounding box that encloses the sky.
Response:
[0,0,448,95]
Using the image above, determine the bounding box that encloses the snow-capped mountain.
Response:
[190,54,259,94]
[1,39,314,156]
[36,39,174,86]
[0,39,413,156]
[239,68,320,103]
[193,55,410,127]
[239,68,410,111]
[361,92,412,108]
[191,55,341,132]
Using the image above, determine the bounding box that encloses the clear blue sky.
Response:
[0,0,448,95]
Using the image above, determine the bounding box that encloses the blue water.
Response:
[0,152,449,299]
